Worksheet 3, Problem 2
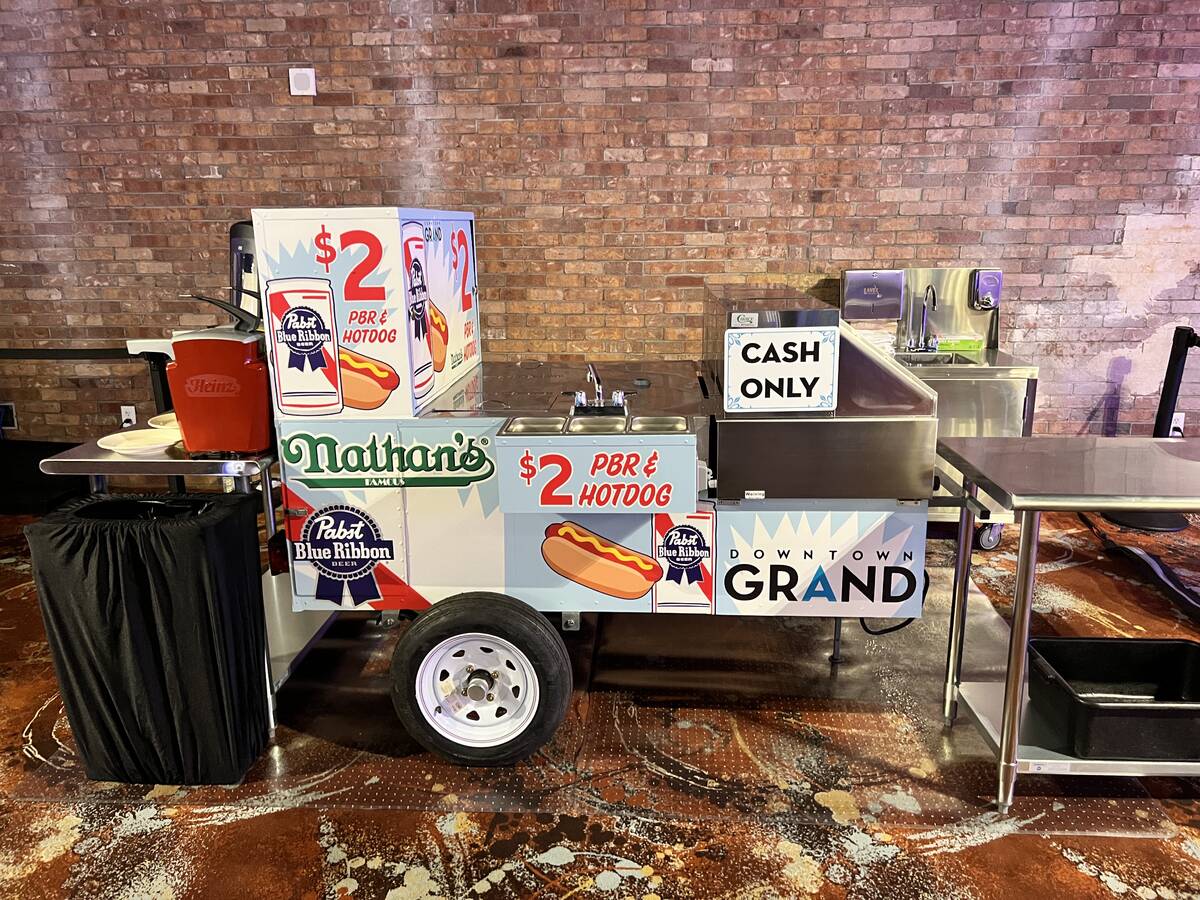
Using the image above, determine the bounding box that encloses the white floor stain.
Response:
[905,810,1047,856]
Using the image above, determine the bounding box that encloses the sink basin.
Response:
[503,416,567,434]
[894,352,979,367]
[566,416,628,434]
[629,415,689,433]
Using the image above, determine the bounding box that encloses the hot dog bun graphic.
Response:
[339,347,400,410]
[541,521,663,599]
[428,301,449,372]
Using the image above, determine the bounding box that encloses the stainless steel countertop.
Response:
[426,344,937,422]
[423,359,715,419]
[937,436,1200,512]
[40,434,273,478]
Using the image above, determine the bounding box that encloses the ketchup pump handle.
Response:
[180,293,260,332]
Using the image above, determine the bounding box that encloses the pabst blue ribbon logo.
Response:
[294,505,394,604]
[276,306,333,372]
[659,524,709,585]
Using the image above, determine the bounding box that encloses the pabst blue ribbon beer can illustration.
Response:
[401,221,435,403]
[265,276,343,416]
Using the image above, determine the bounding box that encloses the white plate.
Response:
[97,428,181,457]
[147,411,178,429]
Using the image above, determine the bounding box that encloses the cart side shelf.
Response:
[958,681,1200,778]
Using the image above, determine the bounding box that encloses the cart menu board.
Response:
[251,207,481,419]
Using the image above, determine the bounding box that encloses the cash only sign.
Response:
[723,325,840,413]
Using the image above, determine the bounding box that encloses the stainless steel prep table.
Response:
[39,437,334,727]
[939,436,1200,811]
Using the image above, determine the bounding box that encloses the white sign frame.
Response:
[723,326,840,413]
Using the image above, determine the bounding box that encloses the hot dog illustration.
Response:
[338,347,400,410]
[428,301,449,372]
[541,521,663,599]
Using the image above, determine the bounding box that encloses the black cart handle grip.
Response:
[179,293,260,333]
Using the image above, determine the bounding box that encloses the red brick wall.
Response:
[2,0,1199,440]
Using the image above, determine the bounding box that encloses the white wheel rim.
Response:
[414,632,541,748]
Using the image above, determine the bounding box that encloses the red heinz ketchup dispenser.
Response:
[167,325,272,455]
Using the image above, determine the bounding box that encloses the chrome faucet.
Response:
[586,363,604,406]
[911,284,939,352]
[575,363,626,411]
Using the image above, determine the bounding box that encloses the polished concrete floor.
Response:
[0,512,1197,898]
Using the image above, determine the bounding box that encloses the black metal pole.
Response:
[1104,325,1197,532]
[1152,326,1198,437]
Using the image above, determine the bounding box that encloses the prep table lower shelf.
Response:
[959,681,1200,778]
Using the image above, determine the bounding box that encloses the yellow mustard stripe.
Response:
[340,351,391,380]
[429,304,446,329]
[558,525,656,572]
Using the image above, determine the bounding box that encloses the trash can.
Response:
[25,493,269,785]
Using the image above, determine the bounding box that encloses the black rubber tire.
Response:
[975,523,1003,551]
[390,592,571,766]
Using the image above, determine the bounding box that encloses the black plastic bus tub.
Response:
[1028,637,1200,761]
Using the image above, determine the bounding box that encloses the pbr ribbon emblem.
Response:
[659,524,709,584]
[407,257,429,341]
[295,505,394,604]
[276,306,333,372]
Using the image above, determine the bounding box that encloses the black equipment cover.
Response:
[25,493,269,784]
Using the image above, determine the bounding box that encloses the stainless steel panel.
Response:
[937,436,1200,511]
[924,377,1029,442]
[903,358,1038,522]
[716,417,937,500]
[900,268,999,351]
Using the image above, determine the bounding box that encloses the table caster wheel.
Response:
[975,523,1003,551]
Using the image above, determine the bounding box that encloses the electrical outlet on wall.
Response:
[289,67,317,96]
[121,405,137,427]
[1171,412,1185,437]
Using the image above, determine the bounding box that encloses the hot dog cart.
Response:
[252,207,940,765]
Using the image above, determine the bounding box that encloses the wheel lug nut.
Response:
[434,706,441,714]
[490,670,499,679]
[460,688,468,696]
[486,693,495,702]
[465,664,474,672]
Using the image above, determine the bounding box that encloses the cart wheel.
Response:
[391,592,571,766]
[975,523,1003,551]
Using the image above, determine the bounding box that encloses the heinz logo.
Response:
[185,374,241,397]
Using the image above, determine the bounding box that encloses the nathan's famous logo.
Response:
[657,524,709,585]
[276,306,333,371]
[281,430,495,489]
[295,505,394,604]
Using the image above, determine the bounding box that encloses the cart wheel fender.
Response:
[975,523,1003,551]
[390,592,572,766]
